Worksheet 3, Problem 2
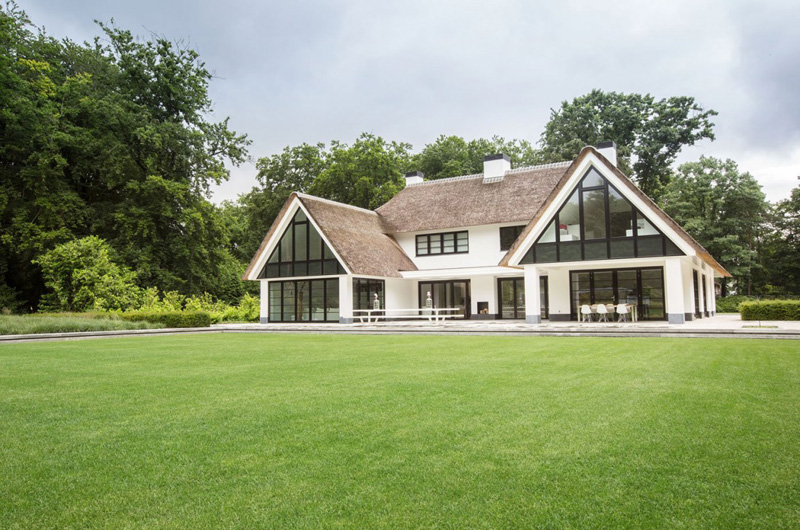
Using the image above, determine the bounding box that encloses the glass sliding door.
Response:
[498,278,525,319]
[640,269,664,320]
[419,280,471,317]
[268,279,340,322]
[569,267,665,321]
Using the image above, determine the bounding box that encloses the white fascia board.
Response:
[523,255,688,272]
[506,154,594,266]
[507,153,696,266]
[401,266,522,279]
[245,197,352,280]
[246,196,301,280]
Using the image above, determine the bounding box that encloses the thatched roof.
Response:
[376,162,573,233]
[245,149,730,280]
[242,193,417,280]
[297,194,417,278]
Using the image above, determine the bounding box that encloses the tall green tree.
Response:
[758,185,800,295]
[308,133,412,209]
[540,90,717,197]
[662,157,767,295]
[413,135,541,180]
[0,4,250,308]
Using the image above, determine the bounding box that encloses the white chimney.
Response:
[596,141,617,167]
[404,171,424,187]
[483,154,511,183]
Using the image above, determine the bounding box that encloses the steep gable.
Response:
[501,147,731,277]
[243,193,416,281]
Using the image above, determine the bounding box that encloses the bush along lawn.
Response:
[741,300,800,320]
[1,334,799,529]
[0,314,164,335]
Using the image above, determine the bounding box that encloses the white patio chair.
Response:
[616,303,630,322]
[580,304,592,322]
[596,303,609,322]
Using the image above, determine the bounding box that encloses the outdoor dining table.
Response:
[589,303,638,322]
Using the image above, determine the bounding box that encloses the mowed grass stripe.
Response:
[1,335,798,529]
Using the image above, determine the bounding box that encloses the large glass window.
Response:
[416,231,469,256]
[259,209,345,278]
[522,168,684,264]
[569,267,665,321]
[268,279,339,322]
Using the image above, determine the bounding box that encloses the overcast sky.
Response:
[24,0,800,203]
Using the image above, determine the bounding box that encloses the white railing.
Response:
[352,308,464,323]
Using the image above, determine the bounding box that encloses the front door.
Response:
[419,280,471,318]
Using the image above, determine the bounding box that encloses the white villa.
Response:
[243,143,729,324]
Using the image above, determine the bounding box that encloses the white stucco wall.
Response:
[260,280,269,322]
[545,268,572,319]
[470,275,497,315]
[385,278,416,310]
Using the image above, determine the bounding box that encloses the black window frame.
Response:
[267,278,340,323]
[415,231,469,256]
[258,209,345,279]
[568,266,666,321]
[353,278,385,310]
[500,225,526,251]
[521,167,684,264]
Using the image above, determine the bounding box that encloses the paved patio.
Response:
[223,313,800,340]
[3,314,799,343]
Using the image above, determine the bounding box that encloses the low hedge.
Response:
[740,300,800,321]
[121,311,212,328]
[716,295,757,313]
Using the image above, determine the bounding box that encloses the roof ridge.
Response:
[405,173,484,187]
[406,161,573,187]
[295,192,377,215]
[505,160,573,174]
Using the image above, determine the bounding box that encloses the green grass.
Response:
[0,314,164,335]
[1,335,798,529]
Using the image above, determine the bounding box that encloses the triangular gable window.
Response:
[259,208,345,278]
[521,167,683,264]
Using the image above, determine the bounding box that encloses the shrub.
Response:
[34,236,142,312]
[716,295,757,313]
[0,315,163,335]
[121,311,212,328]
[740,300,800,321]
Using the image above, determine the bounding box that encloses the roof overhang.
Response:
[400,266,522,280]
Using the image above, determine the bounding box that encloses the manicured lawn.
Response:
[1,335,798,529]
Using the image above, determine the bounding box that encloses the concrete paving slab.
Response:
[2,314,799,343]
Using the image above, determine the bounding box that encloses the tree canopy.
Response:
[662,157,768,295]
[412,135,541,180]
[0,3,250,309]
[539,90,717,198]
